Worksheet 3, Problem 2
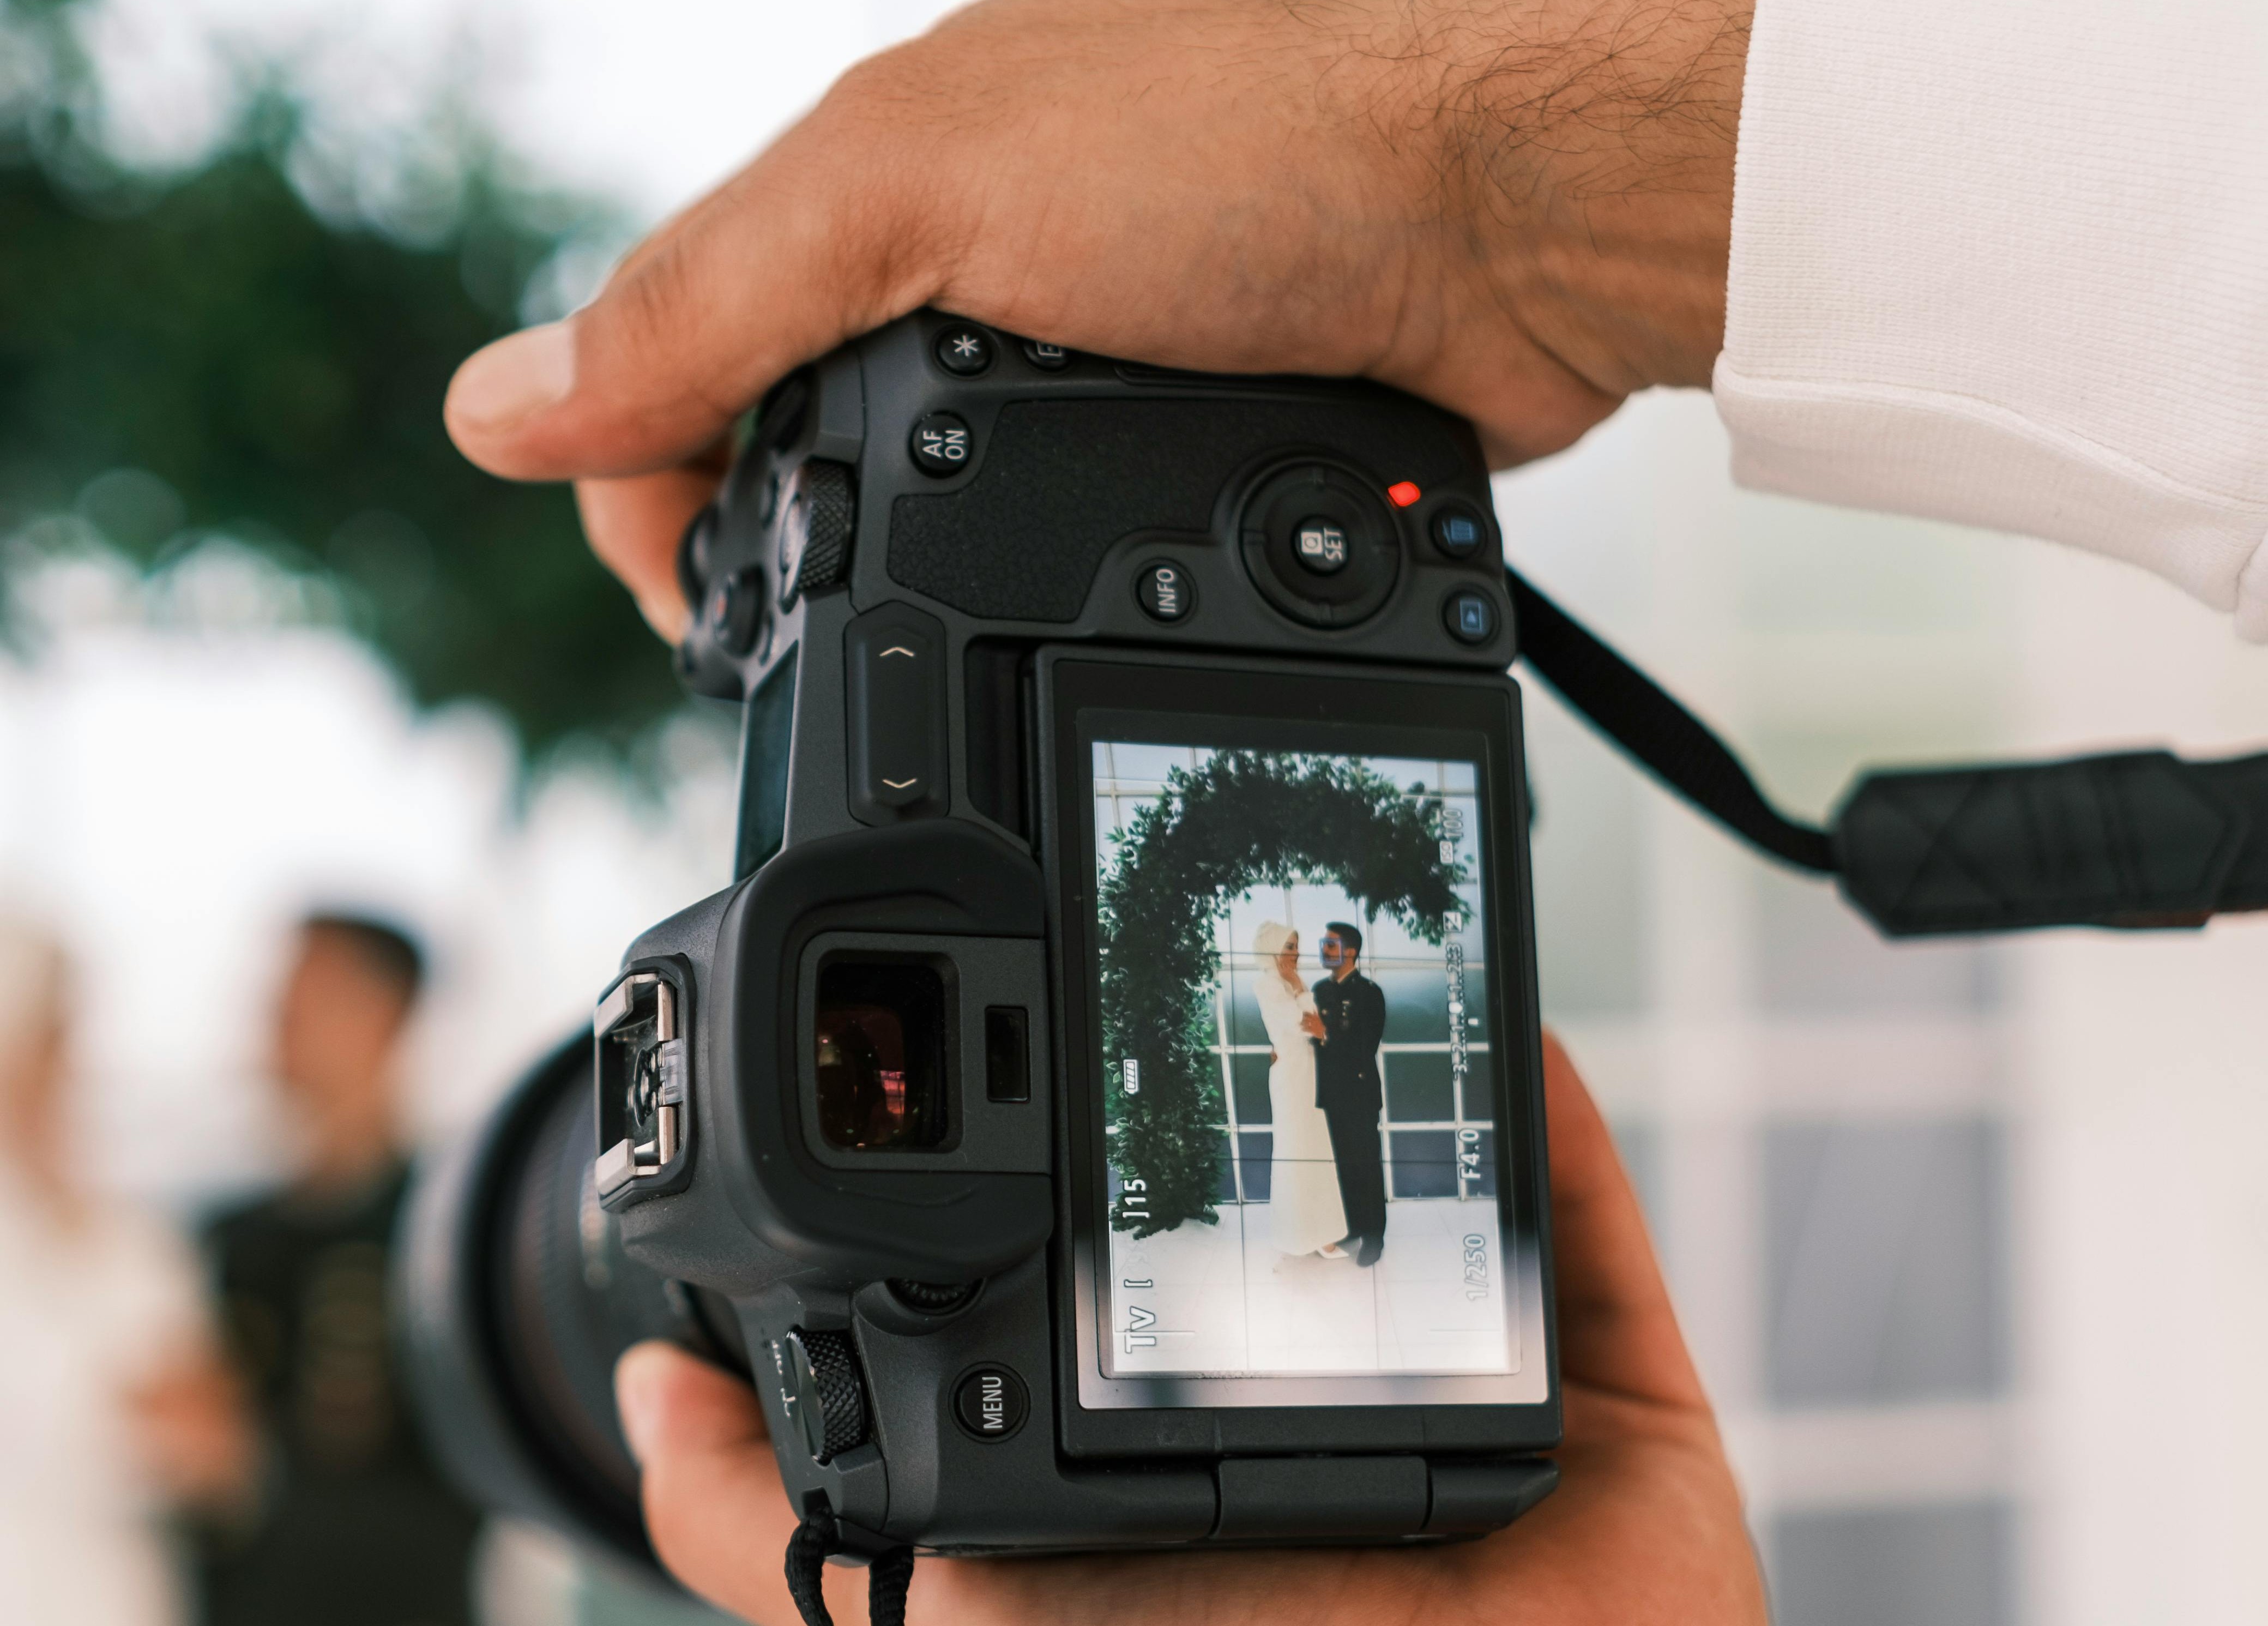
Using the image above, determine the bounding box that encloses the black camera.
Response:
[401,312,1562,1578]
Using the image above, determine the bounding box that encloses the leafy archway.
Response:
[1097,750,1469,1235]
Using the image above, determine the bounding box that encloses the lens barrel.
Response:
[395,1033,741,1573]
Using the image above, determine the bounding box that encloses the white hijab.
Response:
[1252,920,1303,996]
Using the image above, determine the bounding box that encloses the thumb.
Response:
[1540,1032,1706,1411]
[444,89,948,486]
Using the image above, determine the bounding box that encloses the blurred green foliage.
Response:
[0,0,678,750]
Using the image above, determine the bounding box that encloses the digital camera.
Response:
[401,312,1562,1574]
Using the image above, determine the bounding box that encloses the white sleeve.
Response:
[1712,0,2268,639]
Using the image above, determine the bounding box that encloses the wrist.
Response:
[1371,0,1752,428]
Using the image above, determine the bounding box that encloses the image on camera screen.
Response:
[1089,739,1516,1381]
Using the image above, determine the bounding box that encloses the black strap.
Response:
[1503,565,1836,874]
[1504,561,2268,937]
[1832,748,2268,935]
[867,1547,916,1626]
[784,1504,916,1626]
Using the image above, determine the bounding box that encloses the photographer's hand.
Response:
[444,0,1750,636]
[614,1033,1764,1625]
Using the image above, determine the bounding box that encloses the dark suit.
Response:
[201,1163,481,1626]
[1313,969,1388,1256]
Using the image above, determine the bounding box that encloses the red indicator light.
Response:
[1386,480,1421,508]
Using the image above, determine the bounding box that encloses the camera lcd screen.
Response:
[1058,667,1548,1410]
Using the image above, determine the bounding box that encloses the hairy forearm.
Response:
[1342,1,1754,410]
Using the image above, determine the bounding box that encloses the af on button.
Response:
[951,1365,1029,1442]
[909,412,974,477]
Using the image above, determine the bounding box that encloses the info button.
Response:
[952,1365,1030,1442]
[1135,559,1196,623]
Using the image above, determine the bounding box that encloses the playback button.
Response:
[951,1365,1029,1442]
[1443,589,1499,645]
[1135,559,1196,623]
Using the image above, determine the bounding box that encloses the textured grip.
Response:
[783,459,855,601]
[1835,750,2268,936]
[888,397,1469,622]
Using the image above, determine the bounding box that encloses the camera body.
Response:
[411,312,1561,1564]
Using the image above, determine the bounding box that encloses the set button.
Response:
[1292,517,1350,576]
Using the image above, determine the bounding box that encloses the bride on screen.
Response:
[1251,923,1348,1259]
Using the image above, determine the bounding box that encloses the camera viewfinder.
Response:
[814,960,949,1151]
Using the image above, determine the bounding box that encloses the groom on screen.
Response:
[1313,922,1388,1268]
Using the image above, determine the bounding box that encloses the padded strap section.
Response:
[1506,561,2268,936]
[1836,750,2268,936]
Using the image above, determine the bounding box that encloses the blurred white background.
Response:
[5,3,2266,1624]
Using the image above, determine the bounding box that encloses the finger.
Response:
[1539,1031,1705,1410]
[447,83,946,485]
[574,436,732,640]
[615,1341,867,1625]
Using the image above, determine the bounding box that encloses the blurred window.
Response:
[1756,869,1999,1016]
[1771,1502,2013,1626]
[1766,1121,2008,1405]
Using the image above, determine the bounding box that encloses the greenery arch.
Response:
[1097,750,1469,1236]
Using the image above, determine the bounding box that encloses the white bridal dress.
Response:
[1254,962,1346,1256]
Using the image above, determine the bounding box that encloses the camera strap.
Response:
[786,1504,915,1626]
[1503,564,2268,936]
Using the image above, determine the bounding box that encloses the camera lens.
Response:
[814,960,949,1151]
[397,1036,746,1578]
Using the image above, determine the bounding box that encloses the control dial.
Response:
[774,459,856,607]
[1237,460,1402,628]
[775,1328,868,1464]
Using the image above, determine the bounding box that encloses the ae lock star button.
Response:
[933,324,995,376]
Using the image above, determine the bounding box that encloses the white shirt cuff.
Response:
[1716,0,2268,638]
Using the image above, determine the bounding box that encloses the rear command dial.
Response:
[1238,460,1402,628]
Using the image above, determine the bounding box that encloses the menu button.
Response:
[951,1365,1030,1442]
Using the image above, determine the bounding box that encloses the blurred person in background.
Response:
[0,915,254,1626]
[201,912,483,1626]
